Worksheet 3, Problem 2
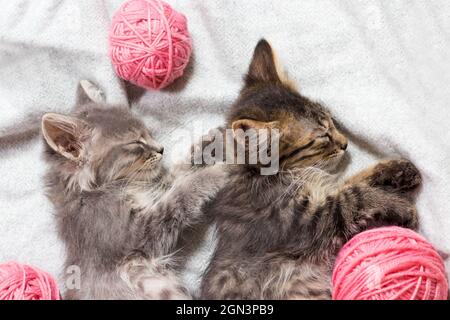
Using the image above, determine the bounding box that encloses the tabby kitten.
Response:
[200,40,421,300]
[43,81,226,299]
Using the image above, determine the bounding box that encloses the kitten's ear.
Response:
[245,39,292,88]
[231,119,279,144]
[41,113,89,161]
[244,39,297,91]
[232,119,275,132]
[76,80,106,105]
[245,39,280,86]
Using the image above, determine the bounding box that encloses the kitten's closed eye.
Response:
[317,133,331,140]
[125,139,164,156]
[127,138,146,145]
[315,134,332,149]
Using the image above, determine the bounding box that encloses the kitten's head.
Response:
[228,39,348,171]
[42,83,164,191]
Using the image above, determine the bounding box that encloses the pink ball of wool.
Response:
[109,0,192,90]
[0,262,60,300]
[332,227,448,300]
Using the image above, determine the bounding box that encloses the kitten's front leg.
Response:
[341,162,421,233]
[141,165,227,255]
[191,126,227,167]
[332,183,419,237]
[345,159,421,199]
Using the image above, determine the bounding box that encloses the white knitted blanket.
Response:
[0,0,449,295]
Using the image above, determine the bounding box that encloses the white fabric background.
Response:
[0,0,449,295]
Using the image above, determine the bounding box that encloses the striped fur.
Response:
[43,82,227,299]
[200,40,421,300]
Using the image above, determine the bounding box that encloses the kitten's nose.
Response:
[335,132,348,151]
[149,141,164,155]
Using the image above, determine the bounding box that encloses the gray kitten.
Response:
[42,81,226,299]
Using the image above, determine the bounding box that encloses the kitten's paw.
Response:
[180,165,228,200]
[357,204,419,231]
[370,159,422,195]
[191,126,226,166]
[120,254,191,300]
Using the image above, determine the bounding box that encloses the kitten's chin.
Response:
[124,159,163,183]
[138,163,162,180]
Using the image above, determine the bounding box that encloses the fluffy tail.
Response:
[0,111,44,150]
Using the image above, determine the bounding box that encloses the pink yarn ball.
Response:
[0,262,60,300]
[109,0,192,90]
[332,227,448,300]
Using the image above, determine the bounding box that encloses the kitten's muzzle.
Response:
[142,143,164,159]
[148,143,164,156]
[334,132,348,151]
